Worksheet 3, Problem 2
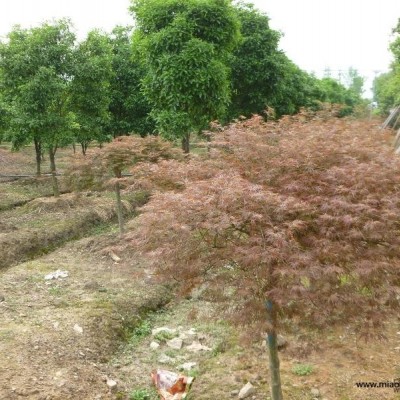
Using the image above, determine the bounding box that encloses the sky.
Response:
[1,0,400,97]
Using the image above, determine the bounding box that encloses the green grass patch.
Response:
[129,388,158,400]
[291,363,314,376]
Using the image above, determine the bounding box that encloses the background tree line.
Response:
[0,0,366,173]
[373,18,400,114]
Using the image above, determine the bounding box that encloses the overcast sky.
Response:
[1,0,399,96]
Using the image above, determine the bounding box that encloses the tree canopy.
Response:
[69,29,113,154]
[130,0,241,152]
[374,18,400,114]
[0,19,76,194]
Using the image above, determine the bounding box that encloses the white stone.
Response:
[109,252,121,262]
[186,341,212,352]
[238,382,255,399]
[73,324,83,334]
[167,337,183,350]
[178,362,197,371]
[44,270,69,280]
[106,379,117,392]
[150,341,160,350]
[311,388,320,397]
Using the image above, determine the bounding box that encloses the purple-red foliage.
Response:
[66,135,181,191]
[126,111,400,337]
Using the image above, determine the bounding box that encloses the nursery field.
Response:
[0,116,400,400]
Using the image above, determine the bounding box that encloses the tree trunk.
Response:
[72,143,76,154]
[49,146,60,197]
[81,142,88,156]
[266,300,283,400]
[181,133,190,153]
[34,138,41,177]
[115,180,124,235]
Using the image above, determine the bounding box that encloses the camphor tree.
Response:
[0,19,76,194]
[69,29,113,154]
[126,112,400,400]
[228,2,284,119]
[108,26,155,138]
[130,0,240,152]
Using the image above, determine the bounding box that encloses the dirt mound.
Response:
[27,194,93,212]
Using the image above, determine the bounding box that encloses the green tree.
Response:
[69,30,113,154]
[0,20,76,195]
[344,67,364,98]
[271,58,322,116]
[228,3,284,119]
[373,19,400,114]
[390,18,400,64]
[130,0,240,152]
[108,26,155,138]
[373,68,400,114]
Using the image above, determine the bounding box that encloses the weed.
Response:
[188,368,200,378]
[48,286,63,296]
[133,319,152,338]
[291,363,314,376]
[154,330,176,342]
[211,340,228,357]
[129,388,158,400]
[122,318,153,344]
[164,349,178,358]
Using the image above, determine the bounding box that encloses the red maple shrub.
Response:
[125,111,400,398]
[66,135,181,233]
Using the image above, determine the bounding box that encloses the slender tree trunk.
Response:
[115,180,124,235]
[266,300,283,400]
[81,142,89,155]
[34,138,41,177]
[72,143,76,154]
[181,133,190,153]
[49,146,60,197]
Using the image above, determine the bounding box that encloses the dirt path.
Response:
[0,234,169,400]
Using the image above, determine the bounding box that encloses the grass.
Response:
[121,316,153,345]
[291,363,314,376]
[153,330,176,342]
[129,388,158,400]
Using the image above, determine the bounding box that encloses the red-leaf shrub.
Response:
[127,111,400,338]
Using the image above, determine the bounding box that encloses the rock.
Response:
[178,362,197,371]
[186,328,197,336]
[186,341,212,352]
[311,388,320,397]
[158,354,174,364]
[106,379,118,392]
[73,324,83,334]
[0,294,5,302]
[238,382,255,399]
[167,337,183,350]
[44,270,68,280]
[152,327,177,336]
[109,252,121,263]
[150,341,160,350]
[231,389,240,396]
